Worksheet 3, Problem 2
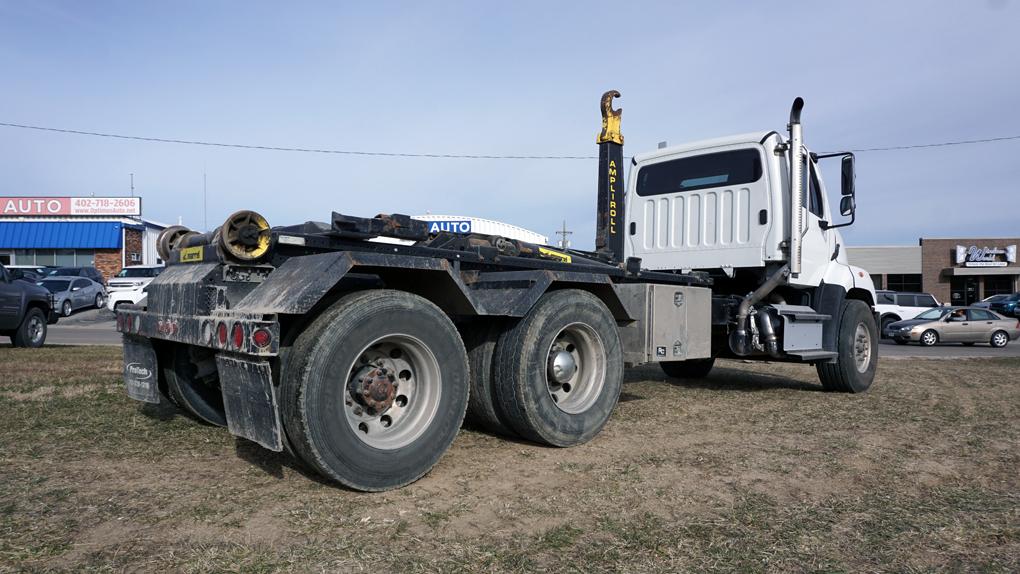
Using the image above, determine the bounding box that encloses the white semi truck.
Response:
[118,92,878,491]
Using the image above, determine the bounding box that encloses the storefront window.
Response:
[885,274,922,292]
[13,249,33,265]
[984,276,1016,297]
[35,249,56,266]
[55,249,75,266]
[75,250,95,266]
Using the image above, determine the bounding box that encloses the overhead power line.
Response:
[1,120,1019,159]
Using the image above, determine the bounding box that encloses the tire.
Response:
[61,300,72,317]
[281,290,469,491]
[661,358,715,380]
[493,289,623,447]
[460,320,516,437]
[12,307,47,348]
[816,299,878,393]
[990,330,1009,348]
[919,329,939,347]
[880,316,898,339]
[95,293,105,309]
[163,344,227,426]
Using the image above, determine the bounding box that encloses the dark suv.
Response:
[44,266,106,285]
[988,293,1020,318]
[0,263,59,347]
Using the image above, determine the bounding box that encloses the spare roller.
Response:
[219,210,272,262]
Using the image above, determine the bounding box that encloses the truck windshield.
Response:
[40,280,70,293]
[116,268,159,278]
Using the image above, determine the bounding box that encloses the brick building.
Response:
[0,196,167,282]
[848,237,1020,305]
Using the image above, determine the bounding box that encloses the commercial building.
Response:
[847,237,1019,305]
[0,196,167,280]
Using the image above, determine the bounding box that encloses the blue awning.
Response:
[0,221,124,249]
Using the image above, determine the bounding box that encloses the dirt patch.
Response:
[1,347,1018,572]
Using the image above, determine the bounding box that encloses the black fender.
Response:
[233,251,633,322]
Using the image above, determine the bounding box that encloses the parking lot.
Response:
[37,311,1020,360]
[1,346,1017,572]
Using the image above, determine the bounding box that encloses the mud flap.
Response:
[215,354,284,452]
[123,335,161,404]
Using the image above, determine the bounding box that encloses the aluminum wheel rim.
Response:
[62,301,71,316]
[853,322,872,373]
[96,294,105,307]
[993,332,1007,347]
[545,322,607,414]
[922,331,936,346]
[27,316,44,344]
[342,334,441,450]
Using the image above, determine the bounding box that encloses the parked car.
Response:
[988,293,1020,317]
[0,263,58,347]
[874,290,941,337]
[5,265,49,283]
[106,265,163,310]
[38,276,107,317]
[884,306,1020,347]
[43,266,106,285]
[973,294,1010,309]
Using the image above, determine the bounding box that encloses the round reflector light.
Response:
[252,328,272,348]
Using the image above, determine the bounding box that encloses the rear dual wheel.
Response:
[493,290,623,447]
[281,290,469,491]
[163,344,227,426]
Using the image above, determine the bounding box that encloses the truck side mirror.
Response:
[841,155,855,196]
[839,195,855,217]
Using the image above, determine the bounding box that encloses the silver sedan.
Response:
[38,276,108,317]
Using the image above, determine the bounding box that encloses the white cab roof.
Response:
[633,131,778,164]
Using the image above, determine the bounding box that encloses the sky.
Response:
[0,0,1017,249]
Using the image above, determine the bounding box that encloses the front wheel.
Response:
[919,329,939,347]
[61,300,72,317]
[817,300,878,393]
[281,290,469,491]
[12,308,47,348]
[990,330,1009,348]
[95,293,106,309]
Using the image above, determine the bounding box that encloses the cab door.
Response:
[789,159,833,287]
[0,268,22,329]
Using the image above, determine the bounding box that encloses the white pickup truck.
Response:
[106,266,164,310]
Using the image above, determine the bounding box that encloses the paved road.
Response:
[35,316,1020,360]
[46,322,122,346]
[878,338,1020,359]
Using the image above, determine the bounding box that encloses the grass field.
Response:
[1,347,1018,572]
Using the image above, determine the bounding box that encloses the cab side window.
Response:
[807,162,824,218]
[73,279,89,290]
[915,294,937,307]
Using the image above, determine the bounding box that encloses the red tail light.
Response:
[232,323,244,349]
[217,322,228,346]
[251,328,272,348]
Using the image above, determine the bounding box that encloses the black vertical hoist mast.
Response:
[595,90,626,263]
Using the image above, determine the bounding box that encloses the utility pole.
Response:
[130,173,135,197]
[203,169,208,232]
[555,220,572,250]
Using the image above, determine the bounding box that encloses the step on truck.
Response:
[118,92,878,491]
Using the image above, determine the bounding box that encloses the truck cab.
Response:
[613,98,876,373]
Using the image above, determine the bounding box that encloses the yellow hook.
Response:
[597,90,623,145]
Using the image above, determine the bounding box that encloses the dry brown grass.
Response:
[1,347,1018,572]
